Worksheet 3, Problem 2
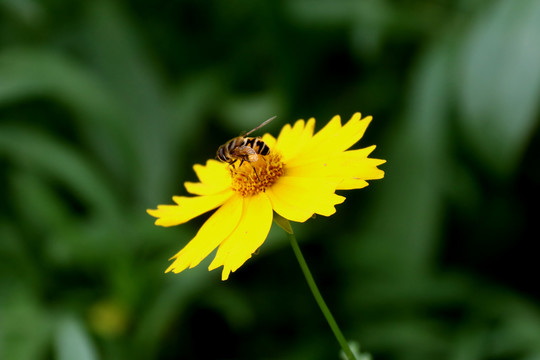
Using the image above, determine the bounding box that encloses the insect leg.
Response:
[250,163,261,181]
[227,160,237,175]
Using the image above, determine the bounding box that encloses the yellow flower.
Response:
[147,113,385,280]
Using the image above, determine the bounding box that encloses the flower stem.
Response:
[286,228,356,360]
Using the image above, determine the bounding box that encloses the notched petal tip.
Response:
[162,194,244,277]
[372,168,385,179]
[349,112,362,122]
[147,191,233,227]
[207,194,272,280]
[331,114,342,125]
[147,207,177,227]
[221,268,231,281]
[358,113,372,121]
[164,264,174,273]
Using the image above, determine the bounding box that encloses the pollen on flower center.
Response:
[230,152,284,197]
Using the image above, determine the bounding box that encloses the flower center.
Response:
[230,152,284,197]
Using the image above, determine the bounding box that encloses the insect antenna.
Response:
[243,116,277,137]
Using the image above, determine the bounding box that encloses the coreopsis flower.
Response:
[147,113,385,280]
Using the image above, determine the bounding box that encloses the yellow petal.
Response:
[184,159,231,195]
[286,146,386,180]
[261,133,277,149]
[322,113,371,154]
[165,194,244,273]
[208,193,273,280]
[336,178,369,190]
[331,148,386,181]
[309,114,342,146]
[266,176,345,222]
[193,159,229,182]
[273,118,315,162]
[147,190,233,226]
[287,113,372,167]
[184,180,231,196]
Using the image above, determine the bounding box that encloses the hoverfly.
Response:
[216,116,276,169]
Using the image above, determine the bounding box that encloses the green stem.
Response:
[286,228,356,360]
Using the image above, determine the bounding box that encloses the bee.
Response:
[216,116,276,169]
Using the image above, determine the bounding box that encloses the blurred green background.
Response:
[1,0,540,359]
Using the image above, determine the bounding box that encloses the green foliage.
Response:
[1,0,540,359]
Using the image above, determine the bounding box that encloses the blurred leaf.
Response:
[457,0,540,176]
[81,0,177,205]
[287,0,391,57]
[222,91,285,134]
[360,318,448,357]
[9,169,71,231]
[449,325,486,360]
[0,124,120,218]
[203,286,255,329]
[55,314,98,360]
[488,296,540,357]
[286,0,363,26]
[353,37,452,278]
[0,47,136,185]
[170,72,224,137]
[0,0,43,26]
[133,270,211,359]
[0,292,52,360]
[0,48,123,129]
[0,221,22,264]
[7,169,82,268]
[0,220,42,285]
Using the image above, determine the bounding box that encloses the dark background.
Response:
[1,1,540,359]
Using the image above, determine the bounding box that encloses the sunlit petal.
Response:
[266,176,345,222]
[286,146,386,182]
[184,180,231,196]
[261,133,277,149]
[166,194,244,273]
[193,159,230,184]
[208,193,273,280]
[183,159,232,195]
[147,190,233,226]
[274,118,315,162]
[287,113,373,167]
